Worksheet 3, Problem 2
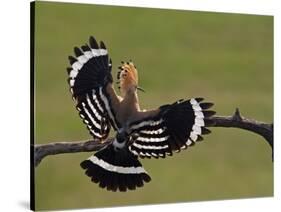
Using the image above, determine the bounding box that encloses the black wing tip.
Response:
[89,35,95,42]
[200,102,214,110]
[89,36,99,49]
[80,160,91,169]
[66,67,72,74]
[203,110,216,117]
[195,97,204,102]
[74,46,83,57]
[100,41,106,49]
[142,173,151,183]
[197,135,204,142]
[68,55,77,64]
[202,127,212,135]
[81,44,91,51]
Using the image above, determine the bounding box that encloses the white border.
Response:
[0,0,279,211]
[41,0,275,16]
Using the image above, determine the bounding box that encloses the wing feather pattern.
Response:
[67,36,121,140]
[128,98,215,158]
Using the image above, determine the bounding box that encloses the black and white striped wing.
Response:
[67,36,121,140]
[75,88,113,139]
[128,98,215,158]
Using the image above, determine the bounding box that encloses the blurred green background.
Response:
[34,1,273,211]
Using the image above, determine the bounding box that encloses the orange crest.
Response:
[117,61,139,94]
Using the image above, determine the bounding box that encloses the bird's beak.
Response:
[137,86,145,92]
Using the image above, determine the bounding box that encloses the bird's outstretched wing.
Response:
[67,36,121,140]
[127,98,215,158]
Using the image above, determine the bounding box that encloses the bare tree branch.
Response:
[34,139,112,167]
[33,108,273,167]
[210,108,273,149]
[209,108,273,161]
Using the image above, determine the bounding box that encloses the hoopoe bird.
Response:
[67,36,215,192]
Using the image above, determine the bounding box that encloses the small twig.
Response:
[33,108,273,167]
[232,108,242,121]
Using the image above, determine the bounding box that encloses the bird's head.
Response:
[117,61,144,96]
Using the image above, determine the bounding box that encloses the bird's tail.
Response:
[80,145,151,192]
